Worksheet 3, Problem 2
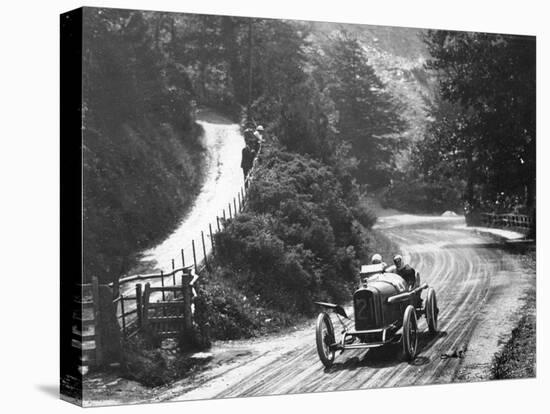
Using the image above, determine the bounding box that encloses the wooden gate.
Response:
[141,272,194,339]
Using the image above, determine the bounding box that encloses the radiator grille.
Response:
[354,289,377,330]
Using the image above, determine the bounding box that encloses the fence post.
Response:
[209,223,214,252]
[228,202,232,219]
[238,192,242,212]
[192,239,197,270]
[216,216,221,231]
[120,294,126,337]
[136,283,142,330]
[201,231,208,269]
[182,273,193,338]
[171,259,176,286]
[234,197,237,216]
[142,283,151,330]
[223,209,226,221]
[91,276,103,366]
[181,248,185,268]
[160,270,166,302]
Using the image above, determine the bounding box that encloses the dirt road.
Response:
[160,215,534,401]
[139,109,245,273]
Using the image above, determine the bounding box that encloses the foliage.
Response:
[82,9,205,284]
[420,31,536,210]
[120,334,211,387]
[192,269,297,341]
[317,31,408,188]
[213,148,382,315]
[382,176,463,214]
[120,336,170,387]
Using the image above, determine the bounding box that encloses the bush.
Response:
[212,149,380,315]
[192,268,297,340]
[120,333,213,388]
[120,336,170,387]
[382,178,462,214]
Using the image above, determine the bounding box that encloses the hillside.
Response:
[308,22,436,166]
[82,8,207,285]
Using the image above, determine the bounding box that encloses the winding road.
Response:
[139,109,245,273]
[159,215,534,401]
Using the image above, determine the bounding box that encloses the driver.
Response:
[394,254,422,308]
[393,254,417,289]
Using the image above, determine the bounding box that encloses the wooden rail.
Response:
[481,212,533,231]
[141,272,194,339]
[77,138,264,367]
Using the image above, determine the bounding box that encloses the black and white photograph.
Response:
[58,4,540,407]
[3,1,545,413]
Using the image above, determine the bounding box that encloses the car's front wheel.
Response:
[425,287,438,334]
[316,312,335,368]
[402,305,418,361]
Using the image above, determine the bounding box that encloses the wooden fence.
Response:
[76,141,262,371]
[480,212,533,232]
[113,265,198,338]
[71,278,101,373]
[141,273,194,339]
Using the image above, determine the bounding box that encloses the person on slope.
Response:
[253,125,264,149]
[241,143,254,182]
[247,125,262,154]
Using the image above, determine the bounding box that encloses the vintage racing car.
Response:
[314,263,439,368]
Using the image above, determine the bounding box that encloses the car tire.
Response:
[425,287,438,334]
[402,305,418,361]
[316,312,335,368]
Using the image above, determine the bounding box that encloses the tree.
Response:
[422,30,536,210]
[320,31,407,188]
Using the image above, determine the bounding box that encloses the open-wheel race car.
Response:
[314,263,439,368]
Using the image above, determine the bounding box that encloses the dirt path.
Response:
[139,109,244,273]
[154,216,535,401]
[116,110,244,303]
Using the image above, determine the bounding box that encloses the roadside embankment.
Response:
[490,248,536,380]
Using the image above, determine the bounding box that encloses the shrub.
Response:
[212,149,378,315]
[120,336,170,387]
[382,178,462,214]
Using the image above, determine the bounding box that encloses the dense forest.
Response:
[82,9,205,285]
[385,31,536,218]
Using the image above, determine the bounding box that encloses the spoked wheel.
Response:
[402,305,418,361]
[425,287,439,334]
[315,312,336,368]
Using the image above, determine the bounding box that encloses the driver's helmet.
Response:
[393,254,404,270]
[371,253,383,264]
[256,125,264,132]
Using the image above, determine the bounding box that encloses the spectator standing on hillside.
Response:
[241,143,254,182]
[253,125,264,151]
[244,127,255,149]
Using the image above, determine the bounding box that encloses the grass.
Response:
[490,248,536,380]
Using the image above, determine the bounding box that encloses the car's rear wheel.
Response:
[316,312,335,368]
[402,305,418,361]
[425,287,438,333]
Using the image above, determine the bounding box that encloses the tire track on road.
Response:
[170,219,532,400]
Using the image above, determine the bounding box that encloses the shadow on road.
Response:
[196,108,235,124]
[442,242,504,250]
[326,330,448,372]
